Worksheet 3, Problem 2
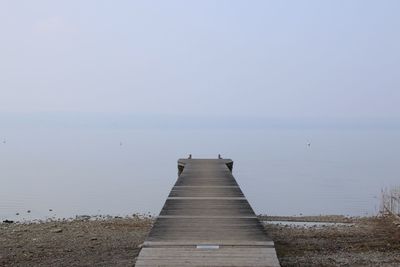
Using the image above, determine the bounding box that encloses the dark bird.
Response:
[188,154,192,159]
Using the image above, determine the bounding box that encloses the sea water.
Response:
[1,118,399,221]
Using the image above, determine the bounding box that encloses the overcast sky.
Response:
[1,1,399,119]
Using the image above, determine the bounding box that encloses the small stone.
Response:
[76,215,91,221]
[90,237,97,241]
[3,219,14,224]
[51,228,63,233]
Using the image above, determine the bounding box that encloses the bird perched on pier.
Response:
[188,154,192,159]
[218,154,222,159]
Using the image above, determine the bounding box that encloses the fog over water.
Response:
[1,1,400,220]
[1,116,399,221]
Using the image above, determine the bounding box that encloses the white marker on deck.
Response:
[196,244,220,249]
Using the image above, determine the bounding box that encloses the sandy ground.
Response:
[265,215,400,266]
[0,215,153,267]
[1,215,399,266]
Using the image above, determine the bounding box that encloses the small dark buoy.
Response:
[16,213,19,216]
[27,210,31,213]
[49,209,53,212]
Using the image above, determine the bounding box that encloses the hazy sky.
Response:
[1,1,399,119]
[1,1,400,219]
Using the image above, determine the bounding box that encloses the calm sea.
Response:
[1,117,399,221]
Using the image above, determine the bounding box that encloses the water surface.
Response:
[1,118,399,221]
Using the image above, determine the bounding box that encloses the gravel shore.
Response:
[265,215,400,266]
[1,215,399,266]
[0,215,153,267]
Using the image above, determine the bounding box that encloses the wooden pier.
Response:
[135,158,280,266]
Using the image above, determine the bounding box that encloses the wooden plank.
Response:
[169,186,244,197]
[143,241,275,247]
[136,247,280,267]
[135,158,280,266]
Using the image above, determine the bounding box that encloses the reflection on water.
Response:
[1,126,399,221]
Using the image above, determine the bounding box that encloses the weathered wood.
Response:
[135,158,280,267]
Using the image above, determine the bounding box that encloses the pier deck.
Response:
[135,158,280,266]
